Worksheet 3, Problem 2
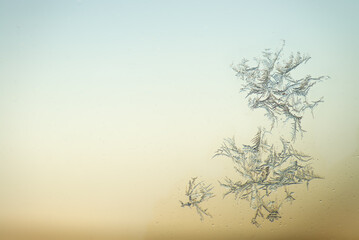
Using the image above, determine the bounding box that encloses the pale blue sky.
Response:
[0,0,358,233]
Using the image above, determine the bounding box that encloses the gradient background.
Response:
[1,0,358,239]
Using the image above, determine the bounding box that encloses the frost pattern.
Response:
[180,42,326,226]
[180,177,215,221]
[232,41,329,140]
[214,128,322,226]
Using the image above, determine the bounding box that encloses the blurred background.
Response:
[0,0,358,239]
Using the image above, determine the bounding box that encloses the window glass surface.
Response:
[0,1,358,239]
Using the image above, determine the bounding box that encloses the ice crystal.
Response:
[214,129,322,226]
[180,177,215,221]
[180,42,326,226]
[232,41,328,140]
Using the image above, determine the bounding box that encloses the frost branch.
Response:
[232,42,328,140]
[180,177,215,221]
[214,130,322,226]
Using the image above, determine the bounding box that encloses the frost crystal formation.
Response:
[232,42,328,140]
[180,177,215,221]
[180,42,326,226]
[214,129,322,226]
